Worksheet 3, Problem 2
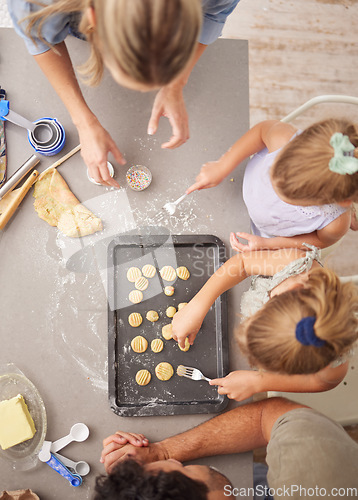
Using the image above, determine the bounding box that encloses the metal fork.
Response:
[151,193,188,223]
[177,365,211,382]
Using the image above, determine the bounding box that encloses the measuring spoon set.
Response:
[39,423,90,487]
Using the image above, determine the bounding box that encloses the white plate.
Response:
[0,364,47,470]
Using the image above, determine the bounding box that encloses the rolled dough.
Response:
[33,169,103,237]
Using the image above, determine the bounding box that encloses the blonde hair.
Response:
[25,0,202,86]
[271,119,358,204]
[238,268,358,375]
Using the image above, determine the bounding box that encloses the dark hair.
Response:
[94,459,209,500]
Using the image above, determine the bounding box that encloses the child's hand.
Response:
[230,232,268,252]
[210,370,262,401]
[171,302,205,349]
[187,161,226,194]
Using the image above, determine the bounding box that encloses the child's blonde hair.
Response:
[25,0,202,86]
[271,119,358,204]
[238,268,358,375]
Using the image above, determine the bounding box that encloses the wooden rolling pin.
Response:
[0,170,39,230]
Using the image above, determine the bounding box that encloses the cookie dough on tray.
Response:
[176,266,190,280]
[128,290,143,304]
[164,286,175,296]
[160,266,176,282]
[127,267,142,282]
[131,335,148,353]
[128,312,143,327]
[135,276,149,291]
[146,310,159,322]
[151,338,164,353]
[178,302,187,310]
[178,338,190,352]
[135,369,151,386]
[162,324,173,340]
[155,362,174,381]
[166,306,176,318]
[142,264,156,278]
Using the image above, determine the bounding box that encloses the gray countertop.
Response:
[0,29,252,498]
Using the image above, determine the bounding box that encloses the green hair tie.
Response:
[329,132,358,175]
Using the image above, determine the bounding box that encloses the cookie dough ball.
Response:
[178,302,188,310]
[160,265,176,282]
[146,310,159,322]
[142,264,156,278]
[155,362,174,381]
[131,335,148,353]
[178,338,190,352]
[164,286,175,296]
[135,276,149,291]
[162,324,173,340]
[151,338,164,353]
[128,312,143,327]
[166,306,176,318]
[176,266,190,280]
[128,290,143,304]
[135,369,151,386]
[127,267,142,282]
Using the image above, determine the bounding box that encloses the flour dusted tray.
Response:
[108,229,228,416]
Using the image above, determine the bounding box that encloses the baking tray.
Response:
[108,228,228,416]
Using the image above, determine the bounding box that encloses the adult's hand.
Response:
[147,84,189,149]
[100,431,165,474]
[77,117,126,188]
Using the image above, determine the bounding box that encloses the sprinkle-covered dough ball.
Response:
[155,362,174,381]
[151,338,164,353]
[142,264,156,278]
[176,266,190,280]
[135,276,149,291]
[146,310,159,322]
[128,312,143,327]
[135,369,151,386]
[131,335,148,353]
[160,266,176,282]
[162,324,173,340]
[127,267,142,282]
[164,286,175,296]
[166,306,176,318]
[128,290,143,304]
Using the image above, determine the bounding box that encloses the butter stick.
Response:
[0,394,36,450]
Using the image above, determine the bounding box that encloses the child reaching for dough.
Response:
[171,244,358,401]
[187,119,358,251]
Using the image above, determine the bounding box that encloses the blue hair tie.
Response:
[295,316,326,347]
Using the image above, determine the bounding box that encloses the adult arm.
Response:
[100,397,305,473]
[210,362,349,401]
[34,43,125,186]
[171,248,305,348]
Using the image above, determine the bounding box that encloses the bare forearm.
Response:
[170,42,207,89]
[191,253,246,311]
[34,43,96,128]
[262,232,326,250]
[159,398,303,462]
[257,363,348,394]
